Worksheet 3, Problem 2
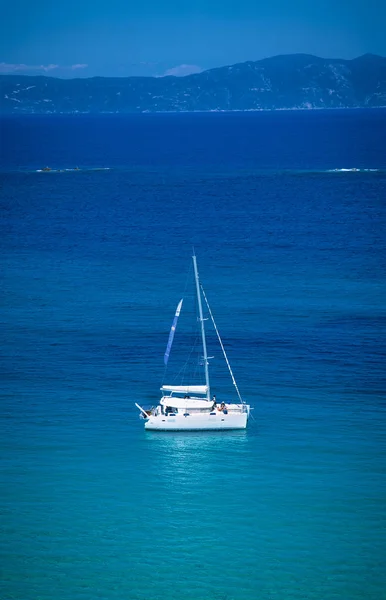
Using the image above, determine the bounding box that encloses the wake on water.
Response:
[327,168,380,172]
[1,166,382,175]
[35,167,111,173]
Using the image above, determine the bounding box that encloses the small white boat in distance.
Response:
[135,254,251,431]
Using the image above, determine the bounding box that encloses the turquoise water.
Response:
[1,111,386,599]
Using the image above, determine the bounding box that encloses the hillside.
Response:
[1,53,386,113]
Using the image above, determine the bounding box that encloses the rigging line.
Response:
[170,327,200,383]
[183,260,193,296]
[173,338,196,382]
[200,284,244,404]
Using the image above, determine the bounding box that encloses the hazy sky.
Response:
[1,0,385,77]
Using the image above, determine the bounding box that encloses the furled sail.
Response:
[164,299,183,365]
[161,385,208,394]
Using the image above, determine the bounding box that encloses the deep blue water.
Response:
[1,110,386,600]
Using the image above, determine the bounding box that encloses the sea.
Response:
[1,109,385,600]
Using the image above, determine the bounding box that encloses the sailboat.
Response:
[135,254,251,431]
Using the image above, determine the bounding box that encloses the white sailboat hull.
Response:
[144,409,249,431]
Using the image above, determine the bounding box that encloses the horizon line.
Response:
[0,52,384,80]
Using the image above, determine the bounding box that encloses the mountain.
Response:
[1,53,386,114]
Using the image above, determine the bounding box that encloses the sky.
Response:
[1,0,386,78]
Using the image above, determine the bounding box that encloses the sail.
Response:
[164,299,183,365]
[161,385,208,394]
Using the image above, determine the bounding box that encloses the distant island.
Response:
[1,53,386,114]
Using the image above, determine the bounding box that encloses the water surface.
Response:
[1,110,386,600]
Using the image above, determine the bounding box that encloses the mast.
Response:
[192,254,211,401]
